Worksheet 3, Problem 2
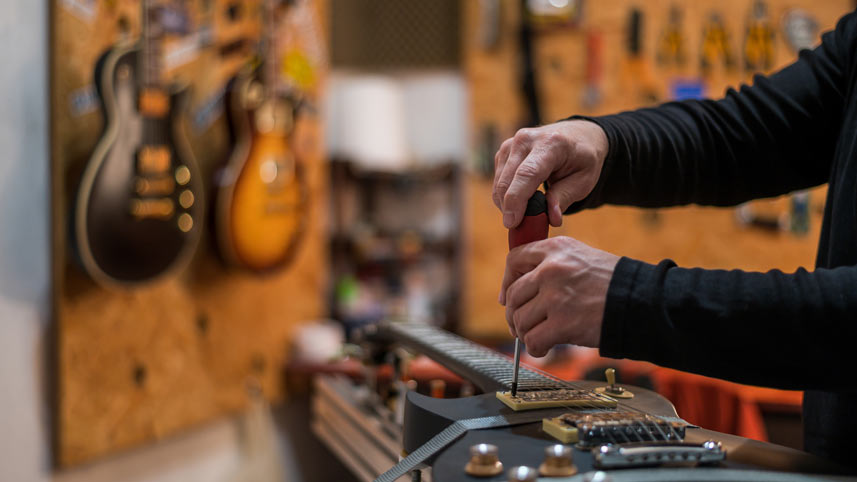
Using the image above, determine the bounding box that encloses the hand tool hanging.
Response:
[519,0,541,127]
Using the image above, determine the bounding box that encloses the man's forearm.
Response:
[600,257,857,391]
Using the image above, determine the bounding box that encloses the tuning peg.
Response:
[539,444,577,477]
[464,443,503,477]
[595,367,634,399]
[507,465,539,481]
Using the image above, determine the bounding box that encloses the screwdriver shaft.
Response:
[511,337,521,396]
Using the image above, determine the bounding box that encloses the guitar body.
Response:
[216,66,307,271]
[405,382,849,481]
[365,322,852,481]
[74,43,203,287]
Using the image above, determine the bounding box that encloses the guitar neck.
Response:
[142,0,164,88]
[262,0,278,91]
[374,322,563,393]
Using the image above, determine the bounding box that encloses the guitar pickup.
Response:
[138,146,172,174]
[130,198,174,219]
[593,441,725,469]
[139,88,170,117]
[543,412,686,446]
[496,389,617,411]
[136,176,176,196]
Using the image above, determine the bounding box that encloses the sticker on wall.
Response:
[525,0,582,28]
[192,86,225,133]
[165,32,205,69]
[161,2,192,35]
[782,9,819,52]
[282,50,316,91]
[68,84,100,117]
[61,0,96,23]
[670,79,705,101]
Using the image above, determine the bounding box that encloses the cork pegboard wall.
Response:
[461,0,853,338]
[51,0,328,466]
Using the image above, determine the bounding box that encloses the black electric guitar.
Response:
[366,322,851,481]
[74,0,203,287]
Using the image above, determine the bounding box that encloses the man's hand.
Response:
[493,120,608,229]
[500,236,619,357]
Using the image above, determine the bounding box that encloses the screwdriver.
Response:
[507,191,550,396]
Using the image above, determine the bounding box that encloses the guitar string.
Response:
[518,359,683,442]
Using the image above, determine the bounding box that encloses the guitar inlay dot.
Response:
[175,166,191,185]
[179,190,194,208]
[177,213,193,232]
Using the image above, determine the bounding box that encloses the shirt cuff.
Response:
[562,114,623,214]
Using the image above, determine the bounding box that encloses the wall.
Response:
[462,0,851,338]
[0,1,246,481]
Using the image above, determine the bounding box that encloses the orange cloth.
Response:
[541,353,801,442]
[654,372,768,441]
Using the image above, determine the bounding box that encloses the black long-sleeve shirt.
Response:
[569,10,857,467]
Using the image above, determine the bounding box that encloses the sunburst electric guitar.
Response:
[215,0,307,272]
[74,0,203,288]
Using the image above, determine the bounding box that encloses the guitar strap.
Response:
[374,411,552,482]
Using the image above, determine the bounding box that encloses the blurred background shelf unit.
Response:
[328,158,464,335]
[324,0,465,336]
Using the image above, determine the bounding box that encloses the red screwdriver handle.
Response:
[508,191,549,250]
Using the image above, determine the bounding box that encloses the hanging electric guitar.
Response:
[215,0,307,272]
[74,0,203,288]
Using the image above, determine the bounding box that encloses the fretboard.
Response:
[375,322,565,393]
[142,0,164,88]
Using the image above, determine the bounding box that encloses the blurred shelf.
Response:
[330,158,459,184]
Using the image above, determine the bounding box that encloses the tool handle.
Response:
[508,192,548,396]
[508,191,549,250]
